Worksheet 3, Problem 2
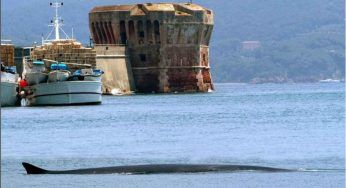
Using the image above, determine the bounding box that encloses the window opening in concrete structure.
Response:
[120,20,127,44]
[95,22,103,44]
[103,22,112,44]
[107,21,115,44]
[177,27,183,44]
[91,23,99,44]
[128,20,135,44]
[146,20,153,44]
[100,22,108,44]
[154,20,160,44]
[139,54,146,62]
[137,20,145,44]
[203,26,210,44]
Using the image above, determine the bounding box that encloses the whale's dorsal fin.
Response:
[22,162,48,174]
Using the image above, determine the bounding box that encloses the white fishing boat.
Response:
[25,80,102,106]
[22,2,103,106]
[24,3,103,106]
[24,61,103,106]
[1,65,18,107]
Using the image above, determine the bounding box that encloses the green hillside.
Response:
[2,0,344,82]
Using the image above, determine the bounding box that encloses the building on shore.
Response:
[89,3,214,93]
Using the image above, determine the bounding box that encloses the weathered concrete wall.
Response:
[89,3,214,93]
[94,45,135,94]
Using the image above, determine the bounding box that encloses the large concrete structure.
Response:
[89,3,214,93]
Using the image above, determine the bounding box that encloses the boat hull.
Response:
[26,81,102,106]
[1,82,18,107]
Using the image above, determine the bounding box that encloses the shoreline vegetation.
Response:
[2,0,344,83]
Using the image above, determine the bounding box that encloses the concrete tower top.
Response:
[91,3,212,15]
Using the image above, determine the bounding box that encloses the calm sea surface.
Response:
[1,83,345,188]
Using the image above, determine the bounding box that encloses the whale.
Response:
[22,162,294,175]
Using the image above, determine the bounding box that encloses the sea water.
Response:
[1,83,345,187]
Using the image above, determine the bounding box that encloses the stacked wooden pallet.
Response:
[1,44,15,66]
[30,40,96,71]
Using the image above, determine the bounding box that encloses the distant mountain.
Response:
[2,0,344,82]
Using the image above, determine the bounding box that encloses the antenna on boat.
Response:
[44,1,70,43]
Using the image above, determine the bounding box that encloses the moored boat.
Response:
[24,62,103,106]
[1,65,19,107]
[22,1,103,106]
[25,80,102,106]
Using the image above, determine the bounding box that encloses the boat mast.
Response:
[44,1,70,44]
[50,1,63,40]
